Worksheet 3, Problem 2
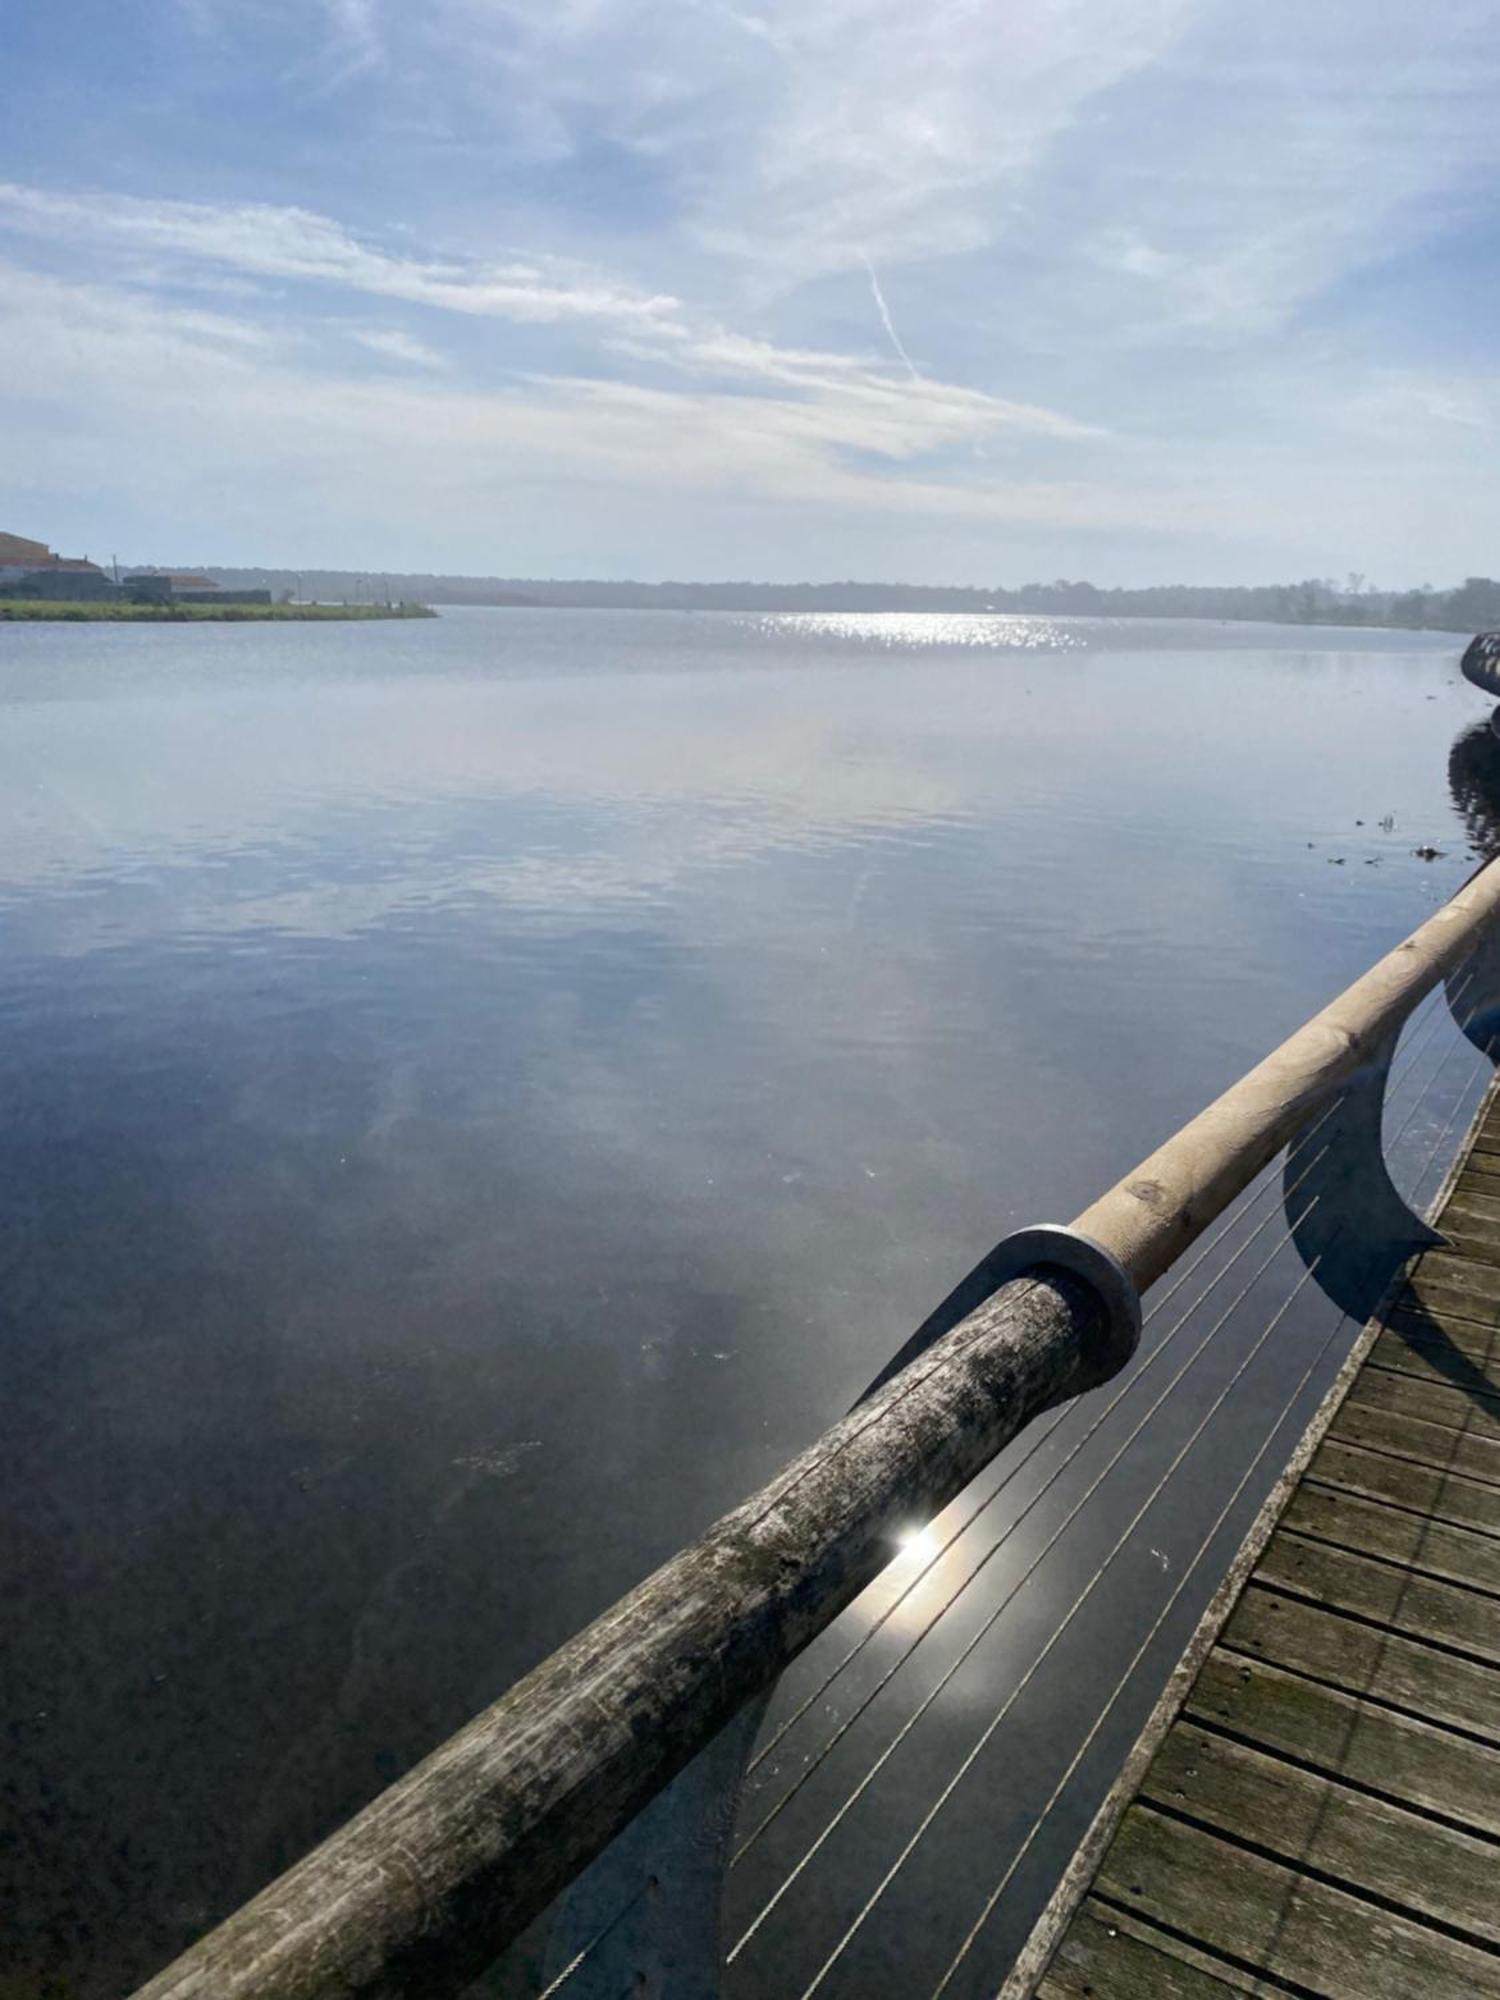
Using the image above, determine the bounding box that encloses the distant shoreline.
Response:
[0,600,437,623]
[161,568,1500,634]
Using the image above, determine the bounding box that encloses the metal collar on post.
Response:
[971,1225,1141,1382]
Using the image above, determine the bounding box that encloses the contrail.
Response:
[859,251,920,380]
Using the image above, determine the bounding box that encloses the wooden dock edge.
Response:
[998,1066,1500,2000]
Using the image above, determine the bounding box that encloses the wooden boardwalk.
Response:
[1026,1089,1500,1999]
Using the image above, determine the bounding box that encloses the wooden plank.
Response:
[1283,1483,1500,1595]
[1309,1440,1500,1537]
[1142,1722,1500,1945]
[1371,1326,1500,1390]
[1411,1244,1500,1291]
[1096,1805,1500,1998]
[1436,1220,1500,1270]
[1038,1901,1262,1999]
[1448,1241,1500,1279]
[1222,1585,1500,1742]
[1255,1532,1500,1663]
[998,1304,1397,2000]
[1186,1649,1500,1836]
[1400,1252,1500,1326]
[1381,1306,1500,1367]
[1020,1079,1500,2000]
[1347,1366,1500,1437]
[1444,1188,1500,1229]
[1327,1401,1500,1487]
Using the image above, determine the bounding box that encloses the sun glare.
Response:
[895,1524,940,1567]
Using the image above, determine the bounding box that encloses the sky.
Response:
[2,0,1499,584]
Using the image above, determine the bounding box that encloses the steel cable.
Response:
[928,1304,1354,1997]
[536,1877,656,1999]
[804,978,1483,1991]
[1410,1030,1498,1202]
[921,993,1493,1994]
[791,1249,1331,1998]
[727,1194,1320,1940]
[732,1123,1339,1851]
[743,976,1456,1790]
[730,1163,1330,1871]
[744,1118,1329,1784]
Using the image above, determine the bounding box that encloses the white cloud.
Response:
[0,259,1158,555]
[180,0,387,90]
[0,179,1104,460]
[350,327,450,369]
[0,184,682,330]
[638,328,1104,443]
[8,3,1500,578]
[388,0,1500,347]
[322,0,384,77]
[986,7,1500,346]
[5,245,1500,581]
[411,0,1194,283]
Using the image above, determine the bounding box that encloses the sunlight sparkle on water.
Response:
[895,1524,941,1566]
[747,612,1083,650]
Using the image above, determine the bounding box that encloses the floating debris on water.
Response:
[453,1441,543,1478]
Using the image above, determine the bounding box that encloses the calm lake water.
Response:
[1,608,1492,1997]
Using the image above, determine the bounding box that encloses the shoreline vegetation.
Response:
[0,600,437,623]
[187,569,1500,633]
[15,572,1499,634]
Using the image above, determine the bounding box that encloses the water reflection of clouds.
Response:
[0,679,989,911]
[0,617,1484,1995]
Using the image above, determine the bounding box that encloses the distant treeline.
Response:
[186,569,1500,632]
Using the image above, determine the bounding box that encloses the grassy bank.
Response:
[0,600,437,622]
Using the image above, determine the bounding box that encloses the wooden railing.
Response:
[133,854,1500,2000]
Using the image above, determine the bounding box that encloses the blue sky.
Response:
[2,0,1498,583]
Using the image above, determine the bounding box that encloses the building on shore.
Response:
[0,533,119,600]
[0,532,53,580]
[123,571,271,606]
[0,539,276,606]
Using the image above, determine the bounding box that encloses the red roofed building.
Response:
[0,532,52,570]
[0,533,119,600]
